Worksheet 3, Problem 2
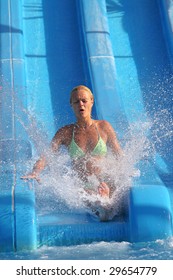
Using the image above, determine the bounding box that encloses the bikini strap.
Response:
[72,125,75,139]
[94,123,100,139]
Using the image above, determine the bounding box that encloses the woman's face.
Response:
[71,89,93,119]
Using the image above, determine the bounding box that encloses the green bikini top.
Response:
[68,124,107,159]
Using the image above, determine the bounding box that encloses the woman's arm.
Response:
[102,120,122,157]
[21,126,71,182]
[21,155,47,182]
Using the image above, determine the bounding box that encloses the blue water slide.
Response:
[0,0,173,251]
[0,0,37,251]
[106,0,173,241]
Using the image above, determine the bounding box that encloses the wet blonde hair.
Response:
[70,85,94,104]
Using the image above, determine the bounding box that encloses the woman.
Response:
[22,85,122,200]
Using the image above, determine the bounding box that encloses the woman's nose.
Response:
[79,100,84,105]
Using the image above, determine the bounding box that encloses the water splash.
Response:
[2,88,173,219]
[19,112,153,218]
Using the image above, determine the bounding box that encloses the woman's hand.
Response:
[21,172,41,183]
[98,182,110,198]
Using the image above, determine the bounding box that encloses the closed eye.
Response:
[73,99,88,104]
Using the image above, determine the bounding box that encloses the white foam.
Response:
[13,102,173,219]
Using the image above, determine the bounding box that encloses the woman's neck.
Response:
[76,118,93,129]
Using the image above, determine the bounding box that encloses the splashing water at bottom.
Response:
[32,122,153,220]
[20,108,173,221]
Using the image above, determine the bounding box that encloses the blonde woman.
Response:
[22,85,122,219]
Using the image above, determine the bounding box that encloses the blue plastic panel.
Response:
[15,182,37,251]
[38,213,129,246]
[158,0,173,67]
[129,185,173,242]
[0,192,14,251]
[79,0,125,132]
[0,0,37,251]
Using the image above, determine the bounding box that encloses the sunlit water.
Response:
[21,110,153,218]
[1,91,173,259]
[1,238,173,260]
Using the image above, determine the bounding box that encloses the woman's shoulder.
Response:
[52,124,75,145]
[53,124,73,139]
[95,119,112,128]
[59,123,74,130]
